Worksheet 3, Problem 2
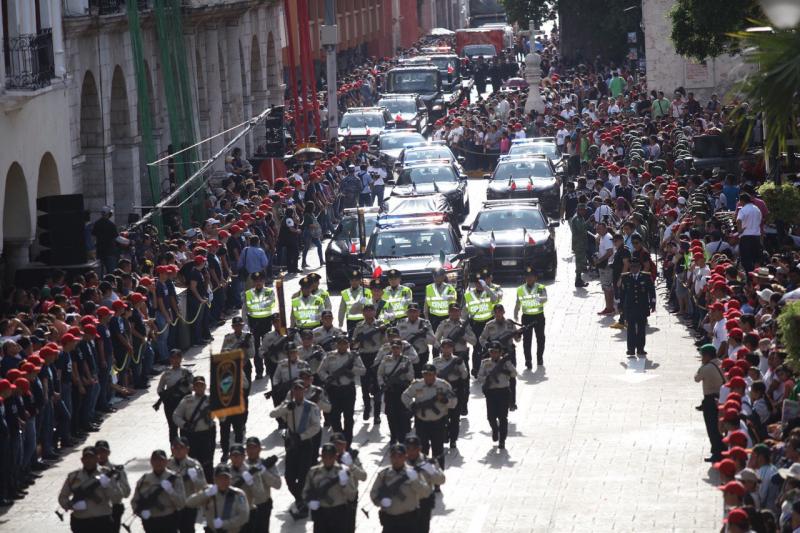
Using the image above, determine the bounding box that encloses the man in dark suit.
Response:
[619,258,656,357]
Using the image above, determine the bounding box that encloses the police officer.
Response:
[463,272,502,375]
[242,272,277,379]
[377,340,415,444]
[220,317,254,461]
[185,464,250,533]
[369,444,429,533]
[156,349,194,443]
[302,443,357,532]
[261,315,299,378]
[94,440,130,533]
[513,266,548,369]
[619,257,656,357]
[318,337,367,445]
[269,380,322,519]
[477,342,518,450]
[405,434,445,533]
[307,273,333,310]
[173,376,216,481]
[228,444,266,532]
[331,432,365,531]
[244,436,282,533]
[351,304,386,424]
[431,339,468,448]
[479,305,520,410]
[401,365,455,468]
[167,437,206,533]
[291,277,325,330]
[58,446,121,533]
[423,268,457,337]
[376,327,419,366]
[298,330,326,378]
[313,310,345,353]
[369,278,390,321]
[397,303,435,376]
[434,303,477,414]
[131,449,186,532]
[299,369,331,452]
[384,270,413,321]
[338,270,372,333]
[271,342,311,410]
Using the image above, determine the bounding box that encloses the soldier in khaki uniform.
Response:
[173,376,216,481]
[271,343,311,409]
[228,444,266,532]
[377,340,415,444]
[351,304,386,424]
[312,311,345,352]
[131,449,186,532]
[331,432,366,531]
[318,336,367,444]
[185,464,250,533]
[431,339,469,448]
[405,434,446,533]
[261,315,299,378]
[298,330,326,378]
[155,349,193,443]
[376,327,419,366]
[58,446,121,533]
[477,342,518,450]
[167,437,207,533]
[302,443,357,532]
[401,365,456,468]
[396,303,435,376]
[244,436,282,533]
[434,303,477,415]
[369,444,429,532]
[297,369,331,453]
[94,440,130,533]
[478,305,521,410]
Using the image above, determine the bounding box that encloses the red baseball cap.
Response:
[726,377,747,390]
[712,458,737,478]
[139,276,154,287]
[722,446,748,462]
[96,306,112,317]
[111,300,128,311]
[724,508,749,526]
[719,408,741,422]
[194,255,206,265]
[60,333,79,344]
[723,431,749,448]
[83,324,99,338]
[718,481,746,497]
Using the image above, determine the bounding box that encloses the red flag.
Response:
[447,64,455,74]
[526,182,533,191]
[527,235,536,245]
[395,114,403,122]
[372,266,383,279]
[510,181,517,191]
[350,242,357,254]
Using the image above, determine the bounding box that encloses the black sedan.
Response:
[324,207,380,289]
[390,162,468,220]
[463,199,559,279]
[484,154,561,216]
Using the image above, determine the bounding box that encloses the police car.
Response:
[507,137,565,169]
[373,129,426,170]
[395,141,466,174]
[484,153,561,216]
[377,94,428,133]
[390,160,468,220]
[324,207,380,289]
[462,199,559,278]
[339,107,395,147]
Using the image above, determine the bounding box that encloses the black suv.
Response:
[485,154,561,216]
[373,129,426,171]
[339,107,394,147]
[377,94,428,133]
[463,199,559,278]
[391,161,469,220]
[382,65,447,120]
[324,207,380,289]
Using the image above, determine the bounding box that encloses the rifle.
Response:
[481,355,513,395]
[233,465,267,489]
[264,378,293,401]
[183,397,211,435]
[411,389,453,417]
[261,455,279,469]
[437,357,462,382]
[266,328,298,361]
[383,361,412,391]
[305,348,326,365]
[305,470,343,505]
[406,327,430,346]
[324,354,357,386]
[447,323,467,344]
[132,473,178,516]
[152,372,191,411]
[376,471,410,501]
[353,324,386,348]
[317,334,338,351]
[56,465,126,520]
[475,323,534,361]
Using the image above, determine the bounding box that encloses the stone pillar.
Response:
[79,146,114,217]
[524,51,545,115]
[204,26,225,164]
[49,0,66,78]
[225,24,245,143]
[111,139,141,224]
[2,238,33,280]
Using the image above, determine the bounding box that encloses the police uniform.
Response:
[396,316,435,374]
[244,447,282,533]
[434,315,476,413]
[185,475,250,533]
[156,365,194,443]
[261,329,300,378]
[301,460,357,531]
[479,318,519,407]
[337,444,366,531]
[463,278,502,372]
[477,351,518,449]
[290,288,325,330]
[619,261,656,356]
[431,350,469,447]
[423,278,457,335]
[514,271,548,368]
[407,448,445,533]
[401,376,456,468]
[131,467,186,532]
[58,460,121,532]
[242,280,278,377]
[167,454,206,533]
[318,348,367,444]
[383,272,413,320]
[298,341,327,376]
[377,352,415,443]
[369,462,429,532]
[173,388,216,482]
[351,319,386,423]
[271,356,311,409]
[376,337,419,367]
[338,273,372,333]
[221,329,255,383]
[96,445,131,533]
[229,455,267,531]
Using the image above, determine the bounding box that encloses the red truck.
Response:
[455,28,505,58]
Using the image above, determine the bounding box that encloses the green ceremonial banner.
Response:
[210,349,245,418]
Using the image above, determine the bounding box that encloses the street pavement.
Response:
[0,179,722,532]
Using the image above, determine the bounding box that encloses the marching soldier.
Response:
[423,268,457,338]
[298,330,326,378]
[401,365,456,468]
[312,310,345,353]
[272,343,311,406]
[261,315,298,378]
[369,444,429,533]
[290,277,325,330]
[299,369,331,452]
[331,432,366,531]
[318,337,367,445]
[377,340,415,444]
[479,305,521,410]
[185,464,250,533]
[242,272,277,379]
[477,342,518,450]
[513,266,548,369]
[228,444,266,532]
[338,270,372,333]
[155,349,193,444]
[173,376,216,481]
[94,440,130,533]
[405,434,445,533]
[58,446,121,533]
[397,303,435,375]
[167,437,207,533]
[619,257,656,358]
[131,449,186,532]
[384,270,413,321]
[220,317,254,461]
[369,279,390,322]
[244,436,282,533]
[302,443,357,532]
[463,272,502,375]
[434,303,477,414]
[376,327,419,366]
[351,304,386,424]
[431,339,469,448]
[270,380,322,519]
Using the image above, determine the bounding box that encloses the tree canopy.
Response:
[669,0,762,61]
[500,0,555,29]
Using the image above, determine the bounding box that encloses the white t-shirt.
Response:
[597,233,614,261]
[712,319,728,350]
[737,203,762,236]
[593,204,613,223]
[693,265,710,295]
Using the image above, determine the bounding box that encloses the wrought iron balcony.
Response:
[89,0,123,15]
[4,29,55,91]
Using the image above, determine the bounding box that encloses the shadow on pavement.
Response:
[478,448,516,469]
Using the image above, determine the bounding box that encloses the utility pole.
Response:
[321,0,338,140]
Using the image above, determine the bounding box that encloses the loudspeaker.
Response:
[36,194,89,265]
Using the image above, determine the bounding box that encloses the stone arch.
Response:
[3,162,32,241]
[218,42,230,134]
[80,71,102,150]
[266,32,280,105]
[109,65,136,223]
[141,60,157,136]
[195,47,210,160]
[37,152,61,198]
[79,70,107,215]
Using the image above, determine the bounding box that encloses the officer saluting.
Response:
[242,272,277,379]
[302,443,357,532]
[58,446,121,532]
[431,339,469,448]
[619,257,656,358]
[173,376,216,481]
[155,349,193,443]
[131,449,186,531]
[369,444,429,532]
[167,437,207,533]
[94,440,130,533]
[477,342,518,450]
[383,270,413,321]
[228,444,266,532]
[377,340,415,444]
[185,464,250,533]
[401,365,456,468]
[423,268,457,339]
[513,266,548,369]
[396,303,435,375]
[291,276,325,330]
[338,270,372,333]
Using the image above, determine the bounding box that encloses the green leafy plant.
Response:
[778,301,800,367]
[757,181,800,226]
[668,0,761,62]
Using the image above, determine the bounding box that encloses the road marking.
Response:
[467,503,489,533]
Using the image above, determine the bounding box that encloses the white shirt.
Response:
[693,265,710,295]
[712,319,728,350]
[593,204,613,223]
[556,128,569,147]
[737,203,762,236]
[496,99,510,120]
[597,233,614,261]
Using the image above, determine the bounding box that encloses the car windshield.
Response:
[404,146,453,163]
[378,99,417,114]
[337,216,378,240]
[372,228,456,257]
[492,161,553,180]
[463,44,496,57]
[397,166,457,185]
[508,143,559,160]
[475,209,547,232]
[380,133,425,150]
[429,57,458,74]
[388,71,439,93]
[340,113,385,129]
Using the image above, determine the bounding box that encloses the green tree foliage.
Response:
[757,182,800,226]
[500,0,555,28]
[669,0,761,62]
[779,301,800,369]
